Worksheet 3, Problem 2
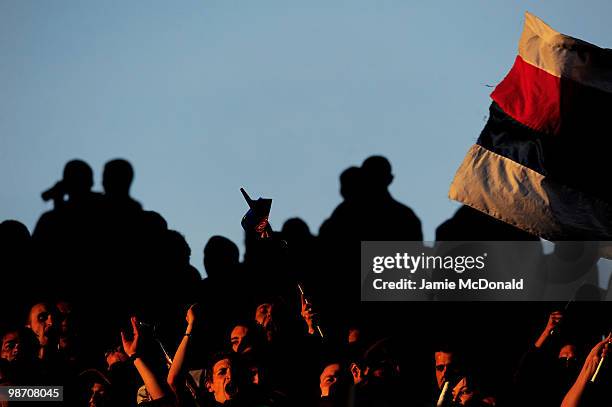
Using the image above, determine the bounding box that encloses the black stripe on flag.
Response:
[476,102,612,206]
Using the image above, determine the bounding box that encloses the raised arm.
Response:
[300,291,319,336]
[561,333,610,407]
[167,304,198,393]
[121,316,167,400]
[534,311,563,348]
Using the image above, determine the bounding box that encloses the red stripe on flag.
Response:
[491,55,561,135]
[492,55,612,139]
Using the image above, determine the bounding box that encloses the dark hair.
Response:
[362,337,398,369]
[103,158,134,194]
[63,159,94,193]
[203,236,239,276]
[433,344,456,355]
[361,155,393,187]
[205,351,236,381]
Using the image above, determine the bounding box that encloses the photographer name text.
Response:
[370,253,523,291]
[372,278,524,291]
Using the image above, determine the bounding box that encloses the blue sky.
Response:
[2,1,611,277]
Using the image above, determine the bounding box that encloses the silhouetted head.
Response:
[362,337,401,382]
[339,166,363,200]
[102,159,134,197]
[203,236,239,278]
[281,218,312,242]
[141,211,168,231]
[0,220,30,241]
[0,220,31,253]
[361,156,393,192]
[63,160,94,198]
[164,230,191,266]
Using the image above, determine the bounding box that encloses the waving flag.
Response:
[240,187,273,239]
[449,12,612,242]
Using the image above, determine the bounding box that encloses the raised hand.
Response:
[535,311,563,348]
[185,303,199,335]
[300,292,319,335]
[120,316,140,357]
[545,311,563,334]
[583,333,611,378]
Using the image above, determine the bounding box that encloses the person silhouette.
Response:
[63,160,96,203]
[280,218,319,295]
[0,220,31,268]
[102,159,142,211]
[203,236,241,278]
[0,220,33,314]
[319,157,423,325]
[32,160,104,298]
[434,205,545,300]
[100,159,143,280]
[319,166,364,241]
[359,155,423,241]
[199,236,250,348]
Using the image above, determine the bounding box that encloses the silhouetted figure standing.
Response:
[199,236,249,348]
[281,218,318,284]
[141,229,201,320]
[203,235,241,277]
[434,205,545,300]
[161,229,201,287]
[134,210,169,280]
[0,220,31,275]
[102,159,142,213]
[359,156,422,241]
[100,158,148,302]
[317,165,364,315]
[319,166,364,241]
[32,160,104,299]
[0,220,33,315]
[319,157,423,323]
[320,158,423,242]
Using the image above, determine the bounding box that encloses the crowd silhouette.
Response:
[0,156,610,407]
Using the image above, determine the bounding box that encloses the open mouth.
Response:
[225,382,237,396]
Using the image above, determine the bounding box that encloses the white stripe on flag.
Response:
[449,144,612,242]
